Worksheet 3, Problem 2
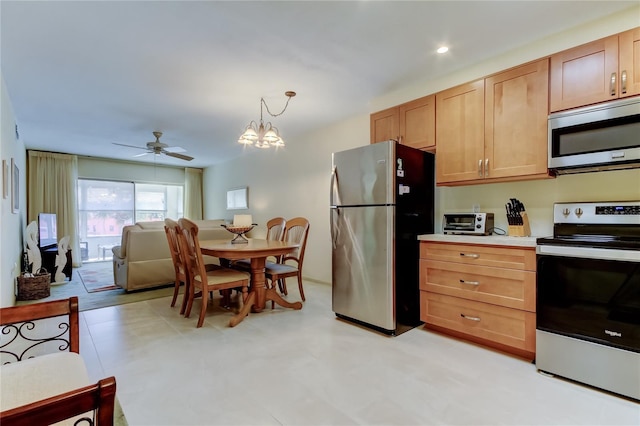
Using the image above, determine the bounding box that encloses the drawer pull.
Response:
[459,279,479,286]
[461,314,480,321]
[459,253,479,258]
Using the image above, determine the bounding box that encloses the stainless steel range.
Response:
[536,201,640,400]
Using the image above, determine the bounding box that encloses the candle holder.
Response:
[221,224,256,244]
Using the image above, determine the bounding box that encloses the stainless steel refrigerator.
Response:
[330,140,435,335]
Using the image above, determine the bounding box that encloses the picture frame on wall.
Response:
[226,186,248,210]
[11,158,19,214]
[2,159,7,199]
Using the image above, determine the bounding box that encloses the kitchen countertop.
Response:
[417,233,539,247]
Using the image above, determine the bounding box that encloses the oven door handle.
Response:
[536,245,640,262]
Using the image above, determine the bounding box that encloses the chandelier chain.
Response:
[261,95,293,119]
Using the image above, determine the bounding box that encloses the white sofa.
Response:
[112,219,232,292]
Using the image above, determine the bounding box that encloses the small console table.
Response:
[40,246,72,281]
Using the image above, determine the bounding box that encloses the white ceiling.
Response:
[1,1,636,168]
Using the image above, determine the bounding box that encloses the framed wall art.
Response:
[11,158,19,214]
[226,186,248,210]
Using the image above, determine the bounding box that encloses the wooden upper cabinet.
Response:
[550,27,640,112]
[435,80,485,183]
[436,59,550,185]
[370,95,435,150]
[485,59,549,179]
[370,107,399,144]
[619,27,640,98]
[398,95,435,150]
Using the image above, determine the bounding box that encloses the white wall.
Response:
[204,8,640,285]
[1,73,27,307]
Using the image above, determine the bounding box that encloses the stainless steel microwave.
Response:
[548,97,640,174]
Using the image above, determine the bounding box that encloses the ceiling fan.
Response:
[113,131,194,161]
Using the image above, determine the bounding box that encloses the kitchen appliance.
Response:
[536,201,640,400]
[548,96,640,174]
[443,213,494,235]
[330,141,434,335]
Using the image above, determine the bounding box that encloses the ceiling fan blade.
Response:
[113,142,147,150]
[133,152,150,158]
[165,151,194,161]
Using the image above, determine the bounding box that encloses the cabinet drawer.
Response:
[420,260,536,311]
[420,292,535,353]
[420,242,536,270]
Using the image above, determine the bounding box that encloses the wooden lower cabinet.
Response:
[419,241,536,360]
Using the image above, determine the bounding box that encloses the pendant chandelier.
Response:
[237,91,296,148]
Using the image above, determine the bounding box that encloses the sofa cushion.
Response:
[118,224,141,258]
[136,221,166,230]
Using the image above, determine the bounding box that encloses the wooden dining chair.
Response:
[264,217,310,303]
[164,218,190,314]
[178,218,251,327]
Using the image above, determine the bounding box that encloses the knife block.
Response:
[508,212,531,237]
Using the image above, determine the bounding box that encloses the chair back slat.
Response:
[282,217,310,265]
[164,219,186,276]
[178,218,207,285]
[266,217,286,242]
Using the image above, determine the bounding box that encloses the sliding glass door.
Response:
[78,179,184,262]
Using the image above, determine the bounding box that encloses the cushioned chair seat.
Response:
[264,262,298,276]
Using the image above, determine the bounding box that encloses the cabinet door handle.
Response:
[621,70,627,94]
[478,159,483,177]
[610,72,617,96]
[459,253,479,258]
[484,158,489,177]
[461,314,481,321]
[459,279,480,286]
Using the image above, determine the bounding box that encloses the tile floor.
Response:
[78,281,639,425]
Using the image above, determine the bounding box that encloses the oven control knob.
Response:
[575,208,583,217]
[562,208,570,217]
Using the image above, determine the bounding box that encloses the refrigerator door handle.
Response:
[330,207,340,249]
[330,165,336,203]
[330,165,339,206]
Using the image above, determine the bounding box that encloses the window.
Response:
[78,179,184,261]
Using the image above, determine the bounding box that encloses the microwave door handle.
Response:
[610,72,617,96]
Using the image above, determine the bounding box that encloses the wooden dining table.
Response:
[199,238,303,327]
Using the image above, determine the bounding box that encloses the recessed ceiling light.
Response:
[436,46,449,54]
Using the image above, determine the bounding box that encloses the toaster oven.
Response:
[443,213,494,235]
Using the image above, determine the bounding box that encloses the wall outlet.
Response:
[472,204,480,213]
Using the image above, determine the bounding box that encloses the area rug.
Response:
[78,262,118,293]
[17,261,175,312]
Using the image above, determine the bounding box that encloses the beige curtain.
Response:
[184,167,203,220]
[27,151,81,267]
